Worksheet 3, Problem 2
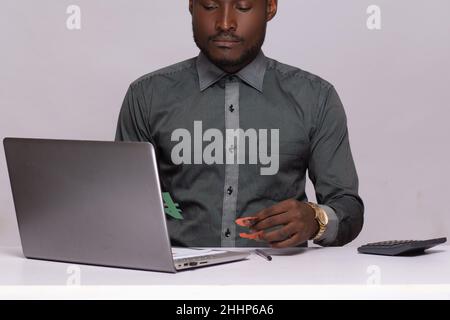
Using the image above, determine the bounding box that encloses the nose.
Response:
[215,5,237,33]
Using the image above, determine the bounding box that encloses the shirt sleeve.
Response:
[308,85,364,246]
[115,82,154,144]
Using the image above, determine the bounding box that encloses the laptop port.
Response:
[189,262,198,266]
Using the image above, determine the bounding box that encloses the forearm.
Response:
[314,195,364,247]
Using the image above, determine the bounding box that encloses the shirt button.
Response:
[225,229,231,237]
[229,104,234,112]
[228,75,235,82]
[227,186,233,195]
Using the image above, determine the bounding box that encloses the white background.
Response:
[1,0,449,247]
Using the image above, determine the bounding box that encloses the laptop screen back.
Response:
[3,138,176,273]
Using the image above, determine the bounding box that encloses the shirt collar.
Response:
[196,50,268,93]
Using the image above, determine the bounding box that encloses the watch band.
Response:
[306,202,328,240]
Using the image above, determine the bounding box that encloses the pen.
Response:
[254,249,272,261]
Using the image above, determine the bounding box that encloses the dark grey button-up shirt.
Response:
[115,50,364,247]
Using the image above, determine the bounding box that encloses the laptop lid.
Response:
[3,138,177,273]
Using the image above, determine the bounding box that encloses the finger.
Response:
[235,216,258,227]
[269,232,304,248]
[254,199,295,222]
[239,231,264,241]
[261,223,296,243]
[251,211,291,231]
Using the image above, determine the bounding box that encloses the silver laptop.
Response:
[3,137,249,273]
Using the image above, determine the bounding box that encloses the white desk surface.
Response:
[1,245,450,299]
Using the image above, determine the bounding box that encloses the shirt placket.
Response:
[221,76,240,247]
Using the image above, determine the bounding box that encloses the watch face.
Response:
[318,210,329,226]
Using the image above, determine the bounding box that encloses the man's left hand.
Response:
[249,199,319,248]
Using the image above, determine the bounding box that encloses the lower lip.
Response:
[213,41,241,48]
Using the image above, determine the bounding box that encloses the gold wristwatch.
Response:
[306,202,329,240]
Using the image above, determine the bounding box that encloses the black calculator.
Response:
[357,237,447,256]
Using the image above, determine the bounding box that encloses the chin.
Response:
[210,51,244,65]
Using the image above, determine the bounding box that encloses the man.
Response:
[115,0,364,248]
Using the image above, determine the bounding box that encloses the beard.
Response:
[192,21,267,70]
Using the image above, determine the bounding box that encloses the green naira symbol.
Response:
[162,192,183,220]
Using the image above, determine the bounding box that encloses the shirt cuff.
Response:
[312,204,339,246]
